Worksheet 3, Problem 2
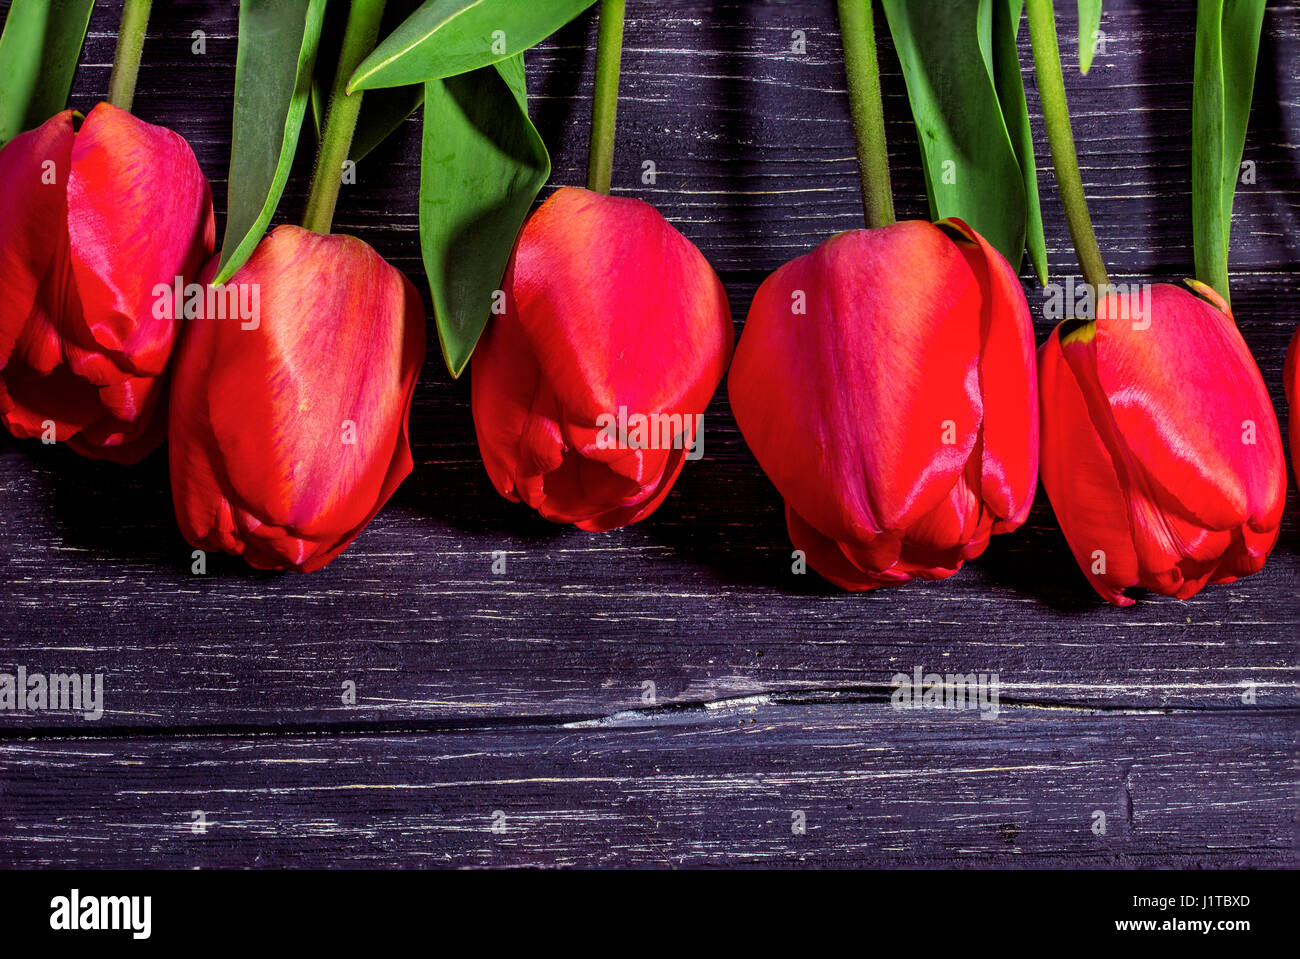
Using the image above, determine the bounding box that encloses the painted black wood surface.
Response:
[0,0,1296,868]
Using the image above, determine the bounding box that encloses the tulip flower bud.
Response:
[0,104,214,462]
[168,225,426,572]
[728,219,1038,591]
[1038,281,1285,606]
[471,186,733,531]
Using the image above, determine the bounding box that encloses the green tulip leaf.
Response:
[990,0,1047,283]
[881,0,1031,274]
[420,53,550,378]
[1077,0,1102,74]
[0,0,95,148]
[1192,0,1266,305]
[349,0,595,93]
[214,0,327,285]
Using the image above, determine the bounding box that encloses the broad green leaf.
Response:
[990,0,1047,283]
[1192,0,1265,304]
[420,53,550,377]
[1077,0,1101,74]
[310,0,424,162]
[881,0,1029,272]
[349,0,596,92]
[0,0,94,147]
[214,0,327,285]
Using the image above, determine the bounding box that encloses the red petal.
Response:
[903,448,985,556]
[169,227,425,571]
[471,291,545,501]
[729,221,983,547]
[65,374,170,463]
[0,112,82,441]
[1038,323,1140,606]
[941,218,1038,531]
[1093,283,1285,536]
[786,505,903,591]
[0,111,76,370]
[67,102,214,372]
[0,105,214,463]
[471,187,731,530]
[506,187,732,425]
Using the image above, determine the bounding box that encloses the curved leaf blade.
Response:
[991,0,1047,283]
[0,0,95,147]
[1192,0,1265,304]
[882,0,1029,271]
[349,0,595,92]
[214,0,327,285]
[1077,0,1102,74]
[420,53,550,377]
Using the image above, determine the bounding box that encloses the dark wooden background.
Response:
[0,0,1295,868]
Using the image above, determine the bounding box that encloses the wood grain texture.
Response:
[1,707,1293,868]
[0,0,1296,868]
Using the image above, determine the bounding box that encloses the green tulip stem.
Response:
[586,0,625,195]
[302,0,388,235]
[1026,0,1109,290]
[107,0,153,113]
[837,0,895,229]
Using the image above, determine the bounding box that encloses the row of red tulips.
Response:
[1,0,1294,607]
[499,191,1295,608]
[0,103,1294,605]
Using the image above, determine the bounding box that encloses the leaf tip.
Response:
[210,262,235,287]
[445,351,470,380]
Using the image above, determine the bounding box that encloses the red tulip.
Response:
[728,219,1038,591]
[1038,281,1285,606]
[168,225,425,572]
[471,186,732,531]
[0,103,214,462]
[1286,324,1299,487]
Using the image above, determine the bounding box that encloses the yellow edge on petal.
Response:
[1060,320,1097,346]
[1184,277,1235,322]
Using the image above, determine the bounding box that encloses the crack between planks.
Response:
[563,687,1300,726]
[0,686,1294,742]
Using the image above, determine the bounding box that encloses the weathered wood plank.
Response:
[0,706,1291,868]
